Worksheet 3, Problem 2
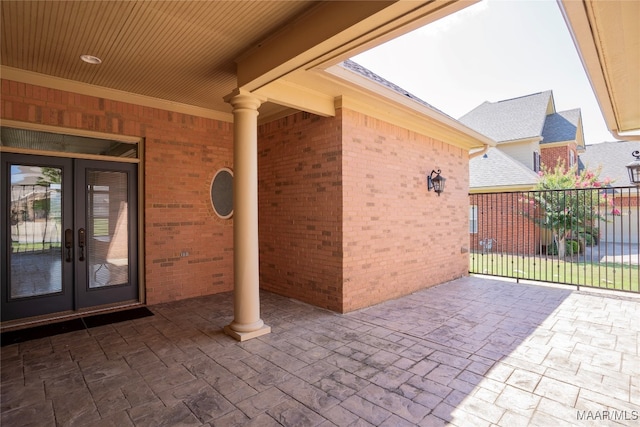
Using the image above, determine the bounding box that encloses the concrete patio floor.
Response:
[1,276,639,426]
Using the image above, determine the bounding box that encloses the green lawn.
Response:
[12,242,62,252]
[470,252,639,293]
[93,218,109,236]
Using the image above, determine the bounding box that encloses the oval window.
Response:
[210,168,233,219]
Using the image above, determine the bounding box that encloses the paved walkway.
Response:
[584,243,640,266]
[1,276,639,426]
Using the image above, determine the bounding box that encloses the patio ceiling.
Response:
[0,0,477,123]
[558,0,640,139]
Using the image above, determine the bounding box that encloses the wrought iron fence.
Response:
[10,184,62,254]
[469,187,639,293]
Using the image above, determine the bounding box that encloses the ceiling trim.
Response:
[337,94,485,151]
[0,118,143,144]
[557,1,617,133]
[254,80,335,117]
[327,65,494,151]
[1,66,233,123]
[558,0,640,139]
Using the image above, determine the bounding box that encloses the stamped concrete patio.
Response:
[1,276,639,426]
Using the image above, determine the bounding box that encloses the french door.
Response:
[1,153,138,321]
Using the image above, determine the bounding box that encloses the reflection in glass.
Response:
[10,165,62,298]
[88,171,129,288]
[1,127,138,158]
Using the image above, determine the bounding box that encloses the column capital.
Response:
[224,89,266,110]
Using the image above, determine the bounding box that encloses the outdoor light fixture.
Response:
[627,150,640,186]
[80,54,102,64]
[427,169,445,195]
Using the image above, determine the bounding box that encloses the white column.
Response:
[223,89,270,341]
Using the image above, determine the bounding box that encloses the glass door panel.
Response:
[1,154,138,321]
[2,154,73,321]
[87,170,129,288]
[10,165,64,298]
[75,160,137,308]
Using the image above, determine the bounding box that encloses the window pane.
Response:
[469,205,478,234]
[87,170,129,288]
[9,165,63,298]
[1,127,138,158]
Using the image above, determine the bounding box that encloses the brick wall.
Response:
[341,109,469,312]
[257,112,344,311]
[1,79,235,305]
[258,108,471,313]
[541,143,578,172]
[470,193,541,255]
[3,79,477,314]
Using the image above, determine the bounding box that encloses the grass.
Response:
[470,252,639,293]
[12,242,62,252]
[93,218,109,236]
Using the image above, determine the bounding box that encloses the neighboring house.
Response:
[462,90,585,193]
[462,91,585,255]
[579,140,640,244]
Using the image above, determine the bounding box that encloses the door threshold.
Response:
[0,300,143,333]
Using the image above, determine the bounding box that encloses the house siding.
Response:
[1,79,235,305]
[498,140,539,170]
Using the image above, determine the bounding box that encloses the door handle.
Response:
[64,229,73,262]
[78,228,86,261]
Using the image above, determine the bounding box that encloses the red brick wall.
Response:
[341,109,469,312]
[541,143,578,172]
[257,112,344,311]
[1,79,235,305]
[3,79,478,314]
[258,108,472,313]
[470,193,541,255]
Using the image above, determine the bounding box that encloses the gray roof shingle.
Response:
[341,59,452,117]
[541,109,581,144]
[470,147,539,189]
[459,91,553,143]
[579,140,640,187]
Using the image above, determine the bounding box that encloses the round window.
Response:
[210,168,233,219]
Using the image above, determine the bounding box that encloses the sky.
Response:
[352,0,617,146]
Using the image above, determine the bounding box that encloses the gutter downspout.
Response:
[469,143,491,159]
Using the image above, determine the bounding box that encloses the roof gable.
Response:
[541,109,581,144]
[459,91,554,143]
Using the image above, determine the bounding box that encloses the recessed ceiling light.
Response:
[80,54,102,64]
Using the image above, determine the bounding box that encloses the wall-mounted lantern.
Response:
[627,151,640,186]
[427,169,445,196]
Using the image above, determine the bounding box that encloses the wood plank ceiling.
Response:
[1,1,317,114]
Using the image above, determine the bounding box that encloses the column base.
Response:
[223,324,271,341]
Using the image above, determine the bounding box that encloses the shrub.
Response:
[566,239,580,256]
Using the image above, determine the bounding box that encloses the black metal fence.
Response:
[10,184,62,254]
[469,187,639,293]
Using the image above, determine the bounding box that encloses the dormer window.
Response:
[533,151,541,172]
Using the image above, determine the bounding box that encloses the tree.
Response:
[521,162,613,258]
[34,167,62,249]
